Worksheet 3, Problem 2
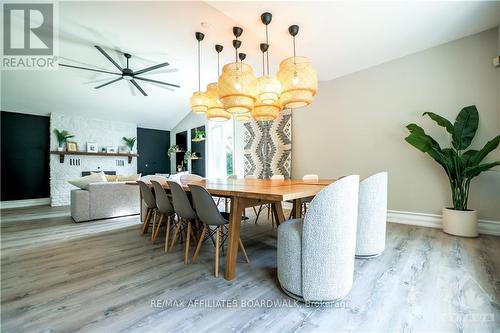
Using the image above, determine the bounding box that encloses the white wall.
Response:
[292,28,500,220]
[50,113,137,206]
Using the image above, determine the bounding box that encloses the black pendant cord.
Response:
[293,36,296,65]
[262,51,265,76]
[265,25,271,76]
[217,51,220,76]
[197,39,201,92]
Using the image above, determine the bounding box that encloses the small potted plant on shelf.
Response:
[168,145,179,157]
[54,129,74,151]
[192,129,206,142]
[183,150,194,163]
[405,105,499,237]
[122,137,136,153]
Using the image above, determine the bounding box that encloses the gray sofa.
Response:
[71,182,140,222]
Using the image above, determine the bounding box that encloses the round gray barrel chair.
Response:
[355,172,388,258]
[277,175,360,303]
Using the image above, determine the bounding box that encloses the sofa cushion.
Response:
[68,172,107,190]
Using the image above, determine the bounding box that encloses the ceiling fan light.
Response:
[190,91,210,114]
[257,75,281,104]
[277,56,317,109]
[218,62,257,114]
[206,82,231,121]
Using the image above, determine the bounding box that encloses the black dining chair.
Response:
[151,181,176,250]
[138,181,158,237]
[188,184,250,277]
[167,181,198,264]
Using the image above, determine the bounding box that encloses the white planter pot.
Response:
[57,146,64,152]
[442,208,478,237]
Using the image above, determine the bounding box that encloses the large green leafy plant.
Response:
[53,129,74,147]
[405,105,499,211]
[122,137,136,151]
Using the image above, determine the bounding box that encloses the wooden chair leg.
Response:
[164,215,171,252]
[151,210,158,241]
[169,222,181,252]
[252,206,258,216]
[192,224,207,263]
[238,238,250,263]
[254,205,263,224]
[214,227,220,277]
[152,213,164,243]
[141,208,152,234]
[184,221,191,264]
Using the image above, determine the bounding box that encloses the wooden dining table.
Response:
[129,178,334,280]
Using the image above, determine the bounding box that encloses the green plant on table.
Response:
[405,105,499,211]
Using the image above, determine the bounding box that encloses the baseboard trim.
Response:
[0,198,51,209]
[387,210,500,236]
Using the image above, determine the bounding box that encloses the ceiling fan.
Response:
[59,45,180,96]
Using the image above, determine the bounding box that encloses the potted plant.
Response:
[122,137,136,153]
[183,150,193,163]
[192,129,206,142]
[405,105,499,237]
[54,129,74,151]
[167,145,179,157]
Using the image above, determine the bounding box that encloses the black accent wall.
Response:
[137,127,170,176]
[175,131,187,171]
[191,126,206,177]
[1,111,50,201]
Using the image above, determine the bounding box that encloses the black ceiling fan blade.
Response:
[131,79,147,96]
[95,45,123,72]
[59,63,121,76]
[95,77,123,89]
[134,76,180,88]
[133,62,169,76]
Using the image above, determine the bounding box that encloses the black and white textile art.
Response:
[243,109,292,179]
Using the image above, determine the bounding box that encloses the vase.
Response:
[442,208,478,237]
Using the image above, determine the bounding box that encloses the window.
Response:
[207,120,234,178]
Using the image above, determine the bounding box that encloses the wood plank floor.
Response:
[1,206,499,332]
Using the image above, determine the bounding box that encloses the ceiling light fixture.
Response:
[190,32,210,114]
[218,27,257,114]
[277,25,317,109]
[252,43,281,121]
[207,44,232,122]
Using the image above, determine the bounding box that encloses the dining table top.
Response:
[128,178,336,202]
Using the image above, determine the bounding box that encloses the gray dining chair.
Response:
[189,184,249,277]
[355,172,388,258]
[151,181,176,251]
[167,181,198,264]
[277,175,359,303]
[138,180,157,236]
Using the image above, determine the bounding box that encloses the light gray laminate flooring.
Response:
[1,206,499,333]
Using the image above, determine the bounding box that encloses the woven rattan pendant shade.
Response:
[218,62,257,114]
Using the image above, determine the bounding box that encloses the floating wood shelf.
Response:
[50,151,139,164]
[190,157,203,160]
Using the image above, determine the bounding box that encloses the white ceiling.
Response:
[2,1,499,130]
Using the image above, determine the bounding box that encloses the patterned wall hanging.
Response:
[243,109,292,178]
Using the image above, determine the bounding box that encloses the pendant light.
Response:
[190,32,210,114]
[277,25,317,109]
[206,44,232,121]
[256,12,281,105]
[252,43,281,121]
[218,27,257,114]
[232,53,253,121]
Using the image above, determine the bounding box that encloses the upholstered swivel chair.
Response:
[277,175,359,303]
[355,172,388,258]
